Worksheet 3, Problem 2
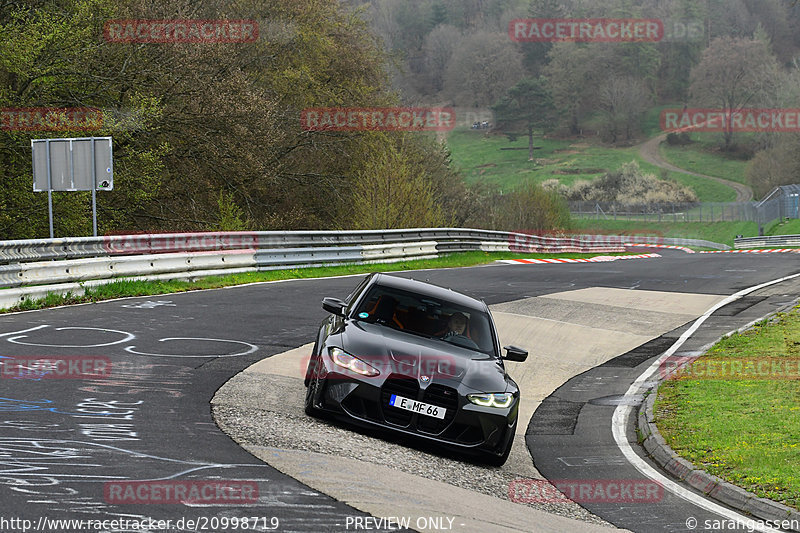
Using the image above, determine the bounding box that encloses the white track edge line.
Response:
[612,271,800,533]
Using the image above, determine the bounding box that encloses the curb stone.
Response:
[640,386,800,531]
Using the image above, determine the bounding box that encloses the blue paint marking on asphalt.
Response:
[0,397,110,416]
[0,357,51,380]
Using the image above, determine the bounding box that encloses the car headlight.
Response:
[467,392,514,408]
[329,347,380,377]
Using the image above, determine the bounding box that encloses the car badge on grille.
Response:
[420,375,431,383]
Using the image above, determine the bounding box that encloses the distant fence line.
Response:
[569,197,796,233]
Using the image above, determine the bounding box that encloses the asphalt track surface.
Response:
[0,250,797,533]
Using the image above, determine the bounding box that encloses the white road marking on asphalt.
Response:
[612,271,800,533]
[0,325,49,337]
[121,300,176,309]
[124,337,258,358]
[4,326,135,347]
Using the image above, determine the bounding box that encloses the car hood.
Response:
[339,320,509,393]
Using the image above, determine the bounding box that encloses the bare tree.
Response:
[689,36,780,151]
[442,31,524,107]
[420,24,462,96]
[599,76,651,144]
[543,42,607,135]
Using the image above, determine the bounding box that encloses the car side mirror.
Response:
[322,297,347,316]
[503,345,528,362]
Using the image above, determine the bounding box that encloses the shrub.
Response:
[560,161,697,204]
[488,182,572,233]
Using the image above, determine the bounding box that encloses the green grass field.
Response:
[655,306,800,510]
[660,136,749,185]
[770,219,800,236]
[445,125,738,202]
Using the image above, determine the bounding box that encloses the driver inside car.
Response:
[442,312,468,340]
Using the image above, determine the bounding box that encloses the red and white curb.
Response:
[498,253,661,265]
[624,243,695,254]
[699,249,800,254]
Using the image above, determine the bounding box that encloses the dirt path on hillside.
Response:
[638,133,754,202]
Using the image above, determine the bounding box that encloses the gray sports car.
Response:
[304,273,528,466]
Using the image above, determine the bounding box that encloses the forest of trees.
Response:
[357,0,800,196]
[0,0,482,239]
[2,0,800,239]
[359,0,799,110]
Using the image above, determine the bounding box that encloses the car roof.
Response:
[371,273,487,311]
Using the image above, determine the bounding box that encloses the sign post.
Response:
[31,137,113,237]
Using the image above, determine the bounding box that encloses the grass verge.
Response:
[571,218,800,247]
[654,306,800,510]
[0,250,635,314]
[769,219,800,237]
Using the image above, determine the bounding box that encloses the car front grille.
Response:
[417,384,459,435]
[380,375,461,437]
[380,374,419,427]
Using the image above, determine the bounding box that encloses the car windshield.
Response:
[353,285,496,355]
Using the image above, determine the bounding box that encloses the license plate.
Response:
[389,394,446,419]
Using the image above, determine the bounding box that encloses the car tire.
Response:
[304,355,323,417]
[304,342,319,387]
[484,421,516,467]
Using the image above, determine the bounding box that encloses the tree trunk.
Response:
[723,104,734,151]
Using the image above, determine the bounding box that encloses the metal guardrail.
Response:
[0,229,521,263]
[0,229,729,264]
[0,229,731,310]
[734,234,800,249]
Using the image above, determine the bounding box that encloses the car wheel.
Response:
[304,355,324,417]
[304,342,319,386]
[484,421,516,467]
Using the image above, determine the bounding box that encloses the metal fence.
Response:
[570,197,789,233]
